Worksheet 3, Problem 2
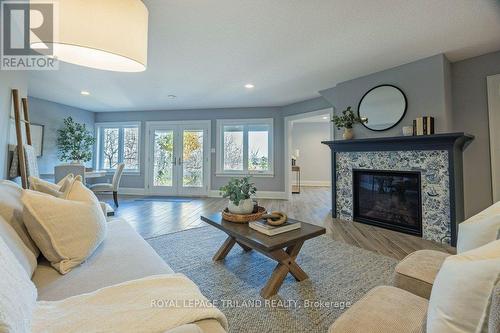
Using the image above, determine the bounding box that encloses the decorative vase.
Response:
[228,198,254,214]
[71,160,82,165]
[343,128,354,140]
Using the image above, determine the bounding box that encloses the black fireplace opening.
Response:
[353,169,422,237]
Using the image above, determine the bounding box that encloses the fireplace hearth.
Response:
[353,169,422,236]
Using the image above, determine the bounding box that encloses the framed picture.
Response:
[30,123,44,157]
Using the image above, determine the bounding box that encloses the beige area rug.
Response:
[147,226,398,333]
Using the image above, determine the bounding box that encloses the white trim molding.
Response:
[118,187,146,195]
[208,190,287,200]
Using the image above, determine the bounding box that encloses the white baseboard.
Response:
[120,187,146,195]
[208,190,287,200]
[300,181,331,187]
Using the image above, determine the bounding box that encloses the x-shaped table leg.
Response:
[260,241,308,298]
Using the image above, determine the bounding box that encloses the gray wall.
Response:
[291,122,331,184]
[281,96,332,117]
[0,71,28,178]
[319,54,452,139]
[28,97,96,175]
[451,50,500,217]
[95,107,284,191]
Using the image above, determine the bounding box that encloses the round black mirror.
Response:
[358,85,407,131]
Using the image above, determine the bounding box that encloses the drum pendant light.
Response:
[32,0,149,72]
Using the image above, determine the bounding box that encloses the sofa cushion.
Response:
[0,180,39,257]
[329,286,428,333]
[33,218,174,301]
[394,250,450,299]
[427,240,500,333]
[0,215,37,277]
[457,213,500,253]
[22,186,107,274]
[0,230,38,333]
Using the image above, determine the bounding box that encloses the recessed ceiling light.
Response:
[322,116,328,120]
[244,83,255,89]
[167,95,177,99]
[81,90,90,96]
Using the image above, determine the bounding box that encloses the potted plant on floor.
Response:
[57,117,95,164]
[220,177,257,214]
[331,106,368,139]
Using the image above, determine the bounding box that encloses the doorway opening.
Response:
[284,109,334,199]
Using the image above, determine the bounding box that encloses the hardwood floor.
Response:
[97,186,455,260]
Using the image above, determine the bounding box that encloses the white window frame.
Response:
[95,122,141,173]
[216,118,274,177]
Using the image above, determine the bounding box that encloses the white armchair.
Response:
[89,163,125,207]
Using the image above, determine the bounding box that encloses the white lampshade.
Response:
[294,149,300,158]
[32,0,149,72]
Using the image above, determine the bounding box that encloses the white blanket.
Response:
[33,274,228,333]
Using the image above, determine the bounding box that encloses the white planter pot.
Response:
[227,198,254,214]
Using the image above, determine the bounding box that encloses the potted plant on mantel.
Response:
[220,177,257,214]
[331,106,368,140]
[57,117,95,164]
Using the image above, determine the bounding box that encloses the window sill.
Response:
[215,173,274,178]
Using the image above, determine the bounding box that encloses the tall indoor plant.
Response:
[57,117,95,164]
[331,106,368,139]
[220,177,257,214]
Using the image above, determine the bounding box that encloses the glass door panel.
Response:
[150,128,177,195]
[182,130,204,188]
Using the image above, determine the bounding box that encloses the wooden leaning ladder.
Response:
[12,89,32,189]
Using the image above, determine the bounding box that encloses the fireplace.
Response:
[353,169,422,236]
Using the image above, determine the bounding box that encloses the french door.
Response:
[146,121,210,196]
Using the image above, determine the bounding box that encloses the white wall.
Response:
[0,71,28,178]
[291,122,331,186]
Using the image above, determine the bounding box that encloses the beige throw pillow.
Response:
[0,232,38,332]
[0,180,40,257]
[457,202,500,253]
[22,183,107,274]
[427,240,500,333]
[28,174,75,198]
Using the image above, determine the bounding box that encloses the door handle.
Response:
[178,157,183,165]
[173,156,176,165]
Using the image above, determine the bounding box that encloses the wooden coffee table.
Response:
[201,213,326,298]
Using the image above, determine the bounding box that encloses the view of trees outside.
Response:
[153,130,174,186]
[123,127,139,170]
[223,127,243,170]
[103,128,119,169]
[182,130,203,187]
[102,127,139,170]
[222,126,269,172]
[248,130,269,171]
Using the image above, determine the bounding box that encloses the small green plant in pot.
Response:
[331,106,368,140]
[220,177,257,214]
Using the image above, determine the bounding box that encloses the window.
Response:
[96,122,140,171]
[216,119,273,175]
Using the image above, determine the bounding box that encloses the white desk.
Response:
[85,170,107,179]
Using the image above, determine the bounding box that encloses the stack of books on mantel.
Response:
[249,219,301,236]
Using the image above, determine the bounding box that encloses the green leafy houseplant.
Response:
[219,177,257,206]
[57,117,95,163]
[331,106,368,130]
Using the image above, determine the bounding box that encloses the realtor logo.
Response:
[1,1,58,70]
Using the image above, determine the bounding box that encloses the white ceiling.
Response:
[28,0,500,112]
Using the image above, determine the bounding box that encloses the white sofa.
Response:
[0,180,226,333]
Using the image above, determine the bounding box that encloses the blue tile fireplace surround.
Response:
[322,133,474,246]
